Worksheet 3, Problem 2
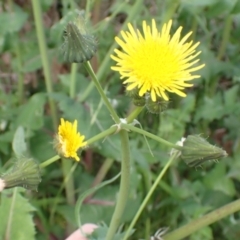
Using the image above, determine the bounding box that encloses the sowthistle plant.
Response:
[1,7,239,240]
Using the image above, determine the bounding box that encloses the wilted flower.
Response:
[54,118,87,161]
[111,19,204,102]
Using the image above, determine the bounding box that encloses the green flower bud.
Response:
[181,135,228,167]
[126,87,146,106]
[133,96,146,106]
[62,12,97,63]
[1,158,41,191]
[146,94,168,114]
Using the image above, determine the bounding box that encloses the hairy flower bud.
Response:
[146,94,168,114]
[1,158,41,191]
[126,87,146,106]
[62,11,97,63]
[181,135,228,167]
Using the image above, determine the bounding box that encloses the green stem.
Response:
[79,0,143,102]
[123,154,176,240]
[145,218,151,240]
[122,124,182,150]
[5,188,17,240]
[126,106,144,123]
[164,198,240,240]
[62,159,75,205]
[84,61,120,123]
[40,155,60,168]
[67,62,78,209]
[162,0,180,24]
[31,0,58,130]
[190,17,198,41]
[50,162,78,224]
[70,63,78,99]
[86,158,114,201]
[87,125,118,145]
[217,15,232,60]
[92,158,114,186]
[76,173,121,229]
[106,130,131,240]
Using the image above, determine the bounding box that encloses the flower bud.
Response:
[126,87,146,106]
[62,12,97,63]
[181,135,228,167]
[1,158,41,191]
[146,94,168,114]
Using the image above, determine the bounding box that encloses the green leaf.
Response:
[22,54,42,72]
[0,10,28,35]
[231,0,240,13]
[206,0,237,17]
[30,129,56,162]
[203,164,236,196]
[75,173,121,227]
[190,226,213,240]
[16,93,46,130]
[0,189,35,240]
[194,94,224,122]
[89,225,135,240]
[12,126,27,157]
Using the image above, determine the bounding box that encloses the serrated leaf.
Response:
[12,126,27,157]
[0,189,35,240]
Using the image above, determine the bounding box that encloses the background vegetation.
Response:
[1,0,240,239]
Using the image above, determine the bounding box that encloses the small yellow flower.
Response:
[111,19,205,101]
[55,118,87,161]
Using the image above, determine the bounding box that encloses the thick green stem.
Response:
[31,0,58,130]
[122,124,182,150]
[164,198,240,240]
[126,106,144,123]
[79,0,143,102]
[106,130,131,240]
[40,155,60,168]
[84,62,120,123]
[123,154,176,240]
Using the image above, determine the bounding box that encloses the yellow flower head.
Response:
[55,118,87,161]
[111,19,205,101]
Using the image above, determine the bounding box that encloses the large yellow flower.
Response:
[55,118,87,161]
[111,19,205,101]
